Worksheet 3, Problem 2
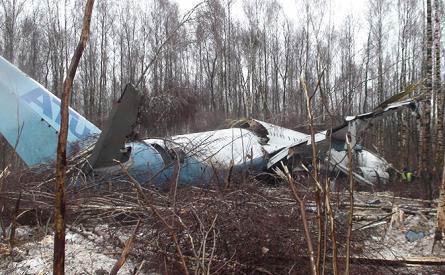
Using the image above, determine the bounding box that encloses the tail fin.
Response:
[89,84,141,168]
[0,56,101,166]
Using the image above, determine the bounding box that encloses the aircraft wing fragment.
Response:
[331,99,418,142]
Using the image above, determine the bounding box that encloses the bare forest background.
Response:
[0,0,443,196]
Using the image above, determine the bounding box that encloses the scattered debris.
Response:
[405,230,426,242]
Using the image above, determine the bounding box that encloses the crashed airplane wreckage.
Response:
[0,55,418,186]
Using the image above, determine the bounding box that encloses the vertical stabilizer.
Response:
[0,56,101,166]
[89,84,141,168]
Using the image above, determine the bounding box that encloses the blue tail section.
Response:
[0,56,101,166]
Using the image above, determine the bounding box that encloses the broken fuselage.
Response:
[0,55,391,186]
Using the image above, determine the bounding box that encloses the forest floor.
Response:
[1,189,445,274]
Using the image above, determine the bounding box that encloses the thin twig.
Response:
[344,134,354,275]
[117,162,190,275]
[110,219,142,275]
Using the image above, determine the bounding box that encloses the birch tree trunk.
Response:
[434,0,445,247]
[420,0,433,199]
[434,0,443,176]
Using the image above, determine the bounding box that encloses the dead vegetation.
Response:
[1,159,445,274]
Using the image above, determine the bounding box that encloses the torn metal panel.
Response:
[233,119,329,170]
[329,148,376,186]
[332,99,419,142]
[230,119,269,143]
[307,131,327,145]
[329,144,390,186]
[266,130,327,169]
[252,119,310,153]
[232,118,312,154]
[345,99,418,122]
[268,148,292,169]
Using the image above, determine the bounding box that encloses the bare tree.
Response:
[1,0,25,62]
[434,0,445,251]
[434,0,443,174]
[419,0,433,199]
[53,0,94,274]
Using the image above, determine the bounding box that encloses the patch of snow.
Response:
[0,228,136,274]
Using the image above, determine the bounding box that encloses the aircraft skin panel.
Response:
[0,56,101,166]
[329,147,390,185]
[142,128,268,185]
[93,141,177,185]
[0,91,59,165]
[125,141,215,186]
[358,167,389,183]
[124,142,171,185]
[146,128,266,168]
[253,119,309,153]
[175,127,268,182]
[355,150,390,171]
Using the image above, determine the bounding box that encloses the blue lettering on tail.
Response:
[68,111,92,138]
[21,88,53,118]
[20,87,95,140]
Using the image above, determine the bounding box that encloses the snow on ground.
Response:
[0,226,136,274]
[364,214,445,259]
[350,192,445,274]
